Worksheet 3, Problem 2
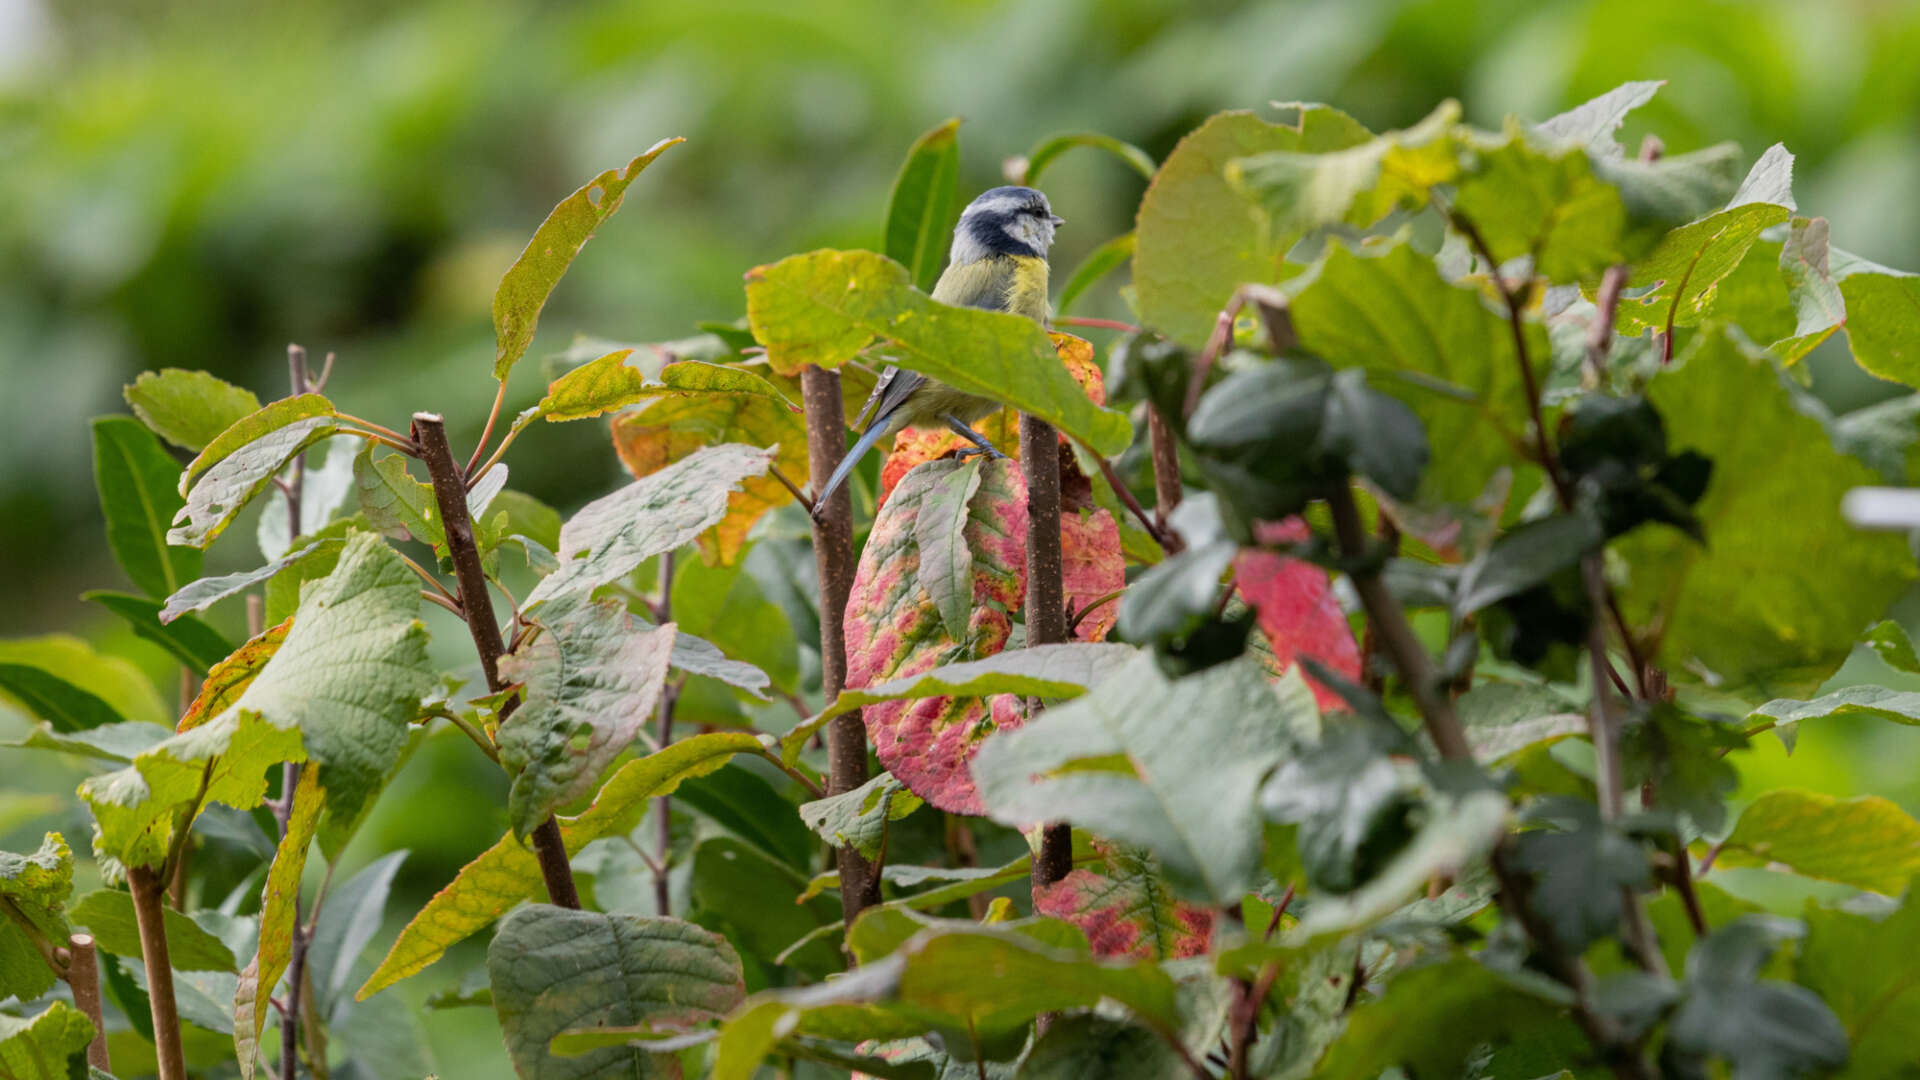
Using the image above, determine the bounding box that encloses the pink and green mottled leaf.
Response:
[1235,517,1362,710]
[1033,843,1214,961]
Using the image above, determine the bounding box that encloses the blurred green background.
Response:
[7,0,1920,1074]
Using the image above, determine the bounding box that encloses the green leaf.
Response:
[667,545,800,695]
[307,850,407,1009]
[535,347,652,421]
[1617,330,1914,695]
[0,635,167,728]
[1457,683,1586,760]
[234,766,322,1080]
[93,416,201,599]
[1532,80,1663,154]
[80,532,429,866]
[1611,156,1794,337]
[1285,789,1509,944]
[1508,800,1652,952]
[180,393,335,493]
[973,655,1298,903]
[125,369,262,453]
[1774,216,1847,361]
[66,888,236,973]
[1799,885,1920,1078]
[798,773,923,861]
[1451,127,1627,281]
[353,446,443,550]
[159,537,343,623]
[913,458,983,641]
[1863,619,1920,674]
[3,721,172,763]
[491,905,743,1080]
[1261,725,1418,894]
[171,415,339,549]
[493,139,684,381]
[0,663,126,733]
[1227,100,1462,238]
[1133,106,1372,348]
[1669,918,1848,1079]
[743,249,1131,455]
[672,765,813,870]
[525,443,775,608]
[0,1001,96,1080]
[1455,514,1603,616]
[1055,230,1135,317]
[1279,238,1541,505]
[357,731,760,999]
[1716,790,1920,894]
[1018,131,1156,186]
[82,591,232,676]
[1839,269,1920,387]
[1315,958,1574,1080]
[884,118,962,293]
[787,642,1137,763]
[497,594,677,840]
[0,833,73,1002]
[711,924,1179,1078]
[256,433,357,559]
[1749,685,1920,736]
[1591,143,1747,242]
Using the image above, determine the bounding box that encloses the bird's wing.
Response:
[858,364,926,432]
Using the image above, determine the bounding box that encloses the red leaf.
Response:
[1033,843,1214,961]
[1236,517,1360,711]
[1062,507,1124,642]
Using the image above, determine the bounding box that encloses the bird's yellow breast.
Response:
[931,254,1052,325]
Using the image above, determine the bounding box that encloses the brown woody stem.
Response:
[65,933,110,1072]
[802,368,880,924]
[1021,414,1074,892]
[128,865,187,1080]
[413,412,580,909]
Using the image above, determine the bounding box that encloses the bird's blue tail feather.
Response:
[814,418,893,513]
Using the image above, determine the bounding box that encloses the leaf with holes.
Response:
[171,415,340,548]
[496,594,677,840]
[491,905,744,1080]
[493,139,683,381]
[526,443,774,608]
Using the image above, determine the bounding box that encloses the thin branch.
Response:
[751,748,827,800]
[465,380,510,478]
[333,426,421,457]
[128,865,187,1080]
[465,418,530,491]
[414,412,580,909]
[65,933,110,1071]
[1054,315,1140,333]
[1183,292,1251,419]
[1066,588,1125,635]
[769,464,815,515]
[397,551,458,604]
[331,411,415,449]
[654,553,680,918]
[802,367,880,925]
[1450,212,1572,507]
[1146,404,1182,529]
[1327,484,1471,759]
[1087,440,1183,553]
[421,590,464,618]
[439,708,501,765]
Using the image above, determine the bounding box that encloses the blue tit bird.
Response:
[812,185,1064,515]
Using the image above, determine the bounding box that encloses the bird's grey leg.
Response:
[943,415,1008,460]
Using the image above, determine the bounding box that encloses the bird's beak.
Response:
[1050,214,1066,226]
